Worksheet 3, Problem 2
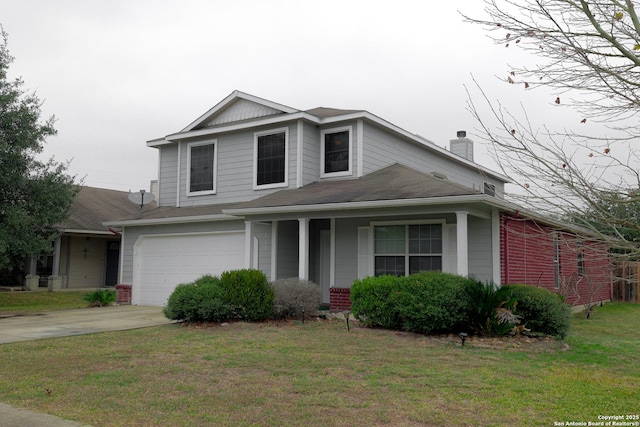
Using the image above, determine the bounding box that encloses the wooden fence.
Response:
[613,262,640,303]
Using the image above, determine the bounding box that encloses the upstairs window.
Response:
[255,128,288,189]
[373,223,443,276]
[187,141,217,195]
[321,126,352,177]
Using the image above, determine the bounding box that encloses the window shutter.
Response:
[358,226,372,279]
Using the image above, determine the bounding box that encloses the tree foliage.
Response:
[464,0,640,260]
[0,28,78,272]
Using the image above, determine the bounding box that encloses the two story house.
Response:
[106,91,612,309]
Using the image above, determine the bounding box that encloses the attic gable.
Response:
[182,90,299,132]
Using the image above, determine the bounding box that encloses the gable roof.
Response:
[180,90,299,133]
[61,186,156,233]
[224,164,484,214]
[148,90,509,183]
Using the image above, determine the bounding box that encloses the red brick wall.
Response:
[330,287,352,311]
[115,284,132,304]
[501,214,611,306]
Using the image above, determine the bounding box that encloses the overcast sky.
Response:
[2,0,580,193]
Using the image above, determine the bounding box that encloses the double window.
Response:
[374,223,443,276]
[321,126,352,177]
[187,140,217,195]
[255,128,288,189]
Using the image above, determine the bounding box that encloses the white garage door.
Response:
[133,232,245,306]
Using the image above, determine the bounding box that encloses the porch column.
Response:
[52,236,61,276]
[29,257,37,275]
[330,218,336,287]
[298,218,309,280]
[271,221,278,281]
[456,211,469,277]
[491,210,501,286]
[244,220,254,268]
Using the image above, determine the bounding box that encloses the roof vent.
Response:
[431,171,448,180]
[450,130,474,162]
[483,182,496,197]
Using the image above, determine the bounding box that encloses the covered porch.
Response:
[242,208,502,310]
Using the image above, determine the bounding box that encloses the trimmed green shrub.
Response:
[220,269,274,321]
[393,272,474,334]
[501,284,572,338]
[271,278,320,319]
[163,275,232,322]
[464,280,519,336]
[84,289,116,307]
[351,272,475,334]
[350,275,404,329]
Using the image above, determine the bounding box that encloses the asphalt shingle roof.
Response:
[228,164,481,210]
[61,186,156,231]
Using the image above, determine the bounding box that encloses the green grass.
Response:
[0,303,638,426]
[0,291,91,313]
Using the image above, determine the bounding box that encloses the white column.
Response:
[456,211,469,277]
[491,210,501,286]
[52,236,61,276]
[330,218,336,287]
[271,221,278,281]
[244,220,254,268]
[298,218,309,280]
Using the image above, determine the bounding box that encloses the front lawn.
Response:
[0,303,638,426]
[0,291,90,314]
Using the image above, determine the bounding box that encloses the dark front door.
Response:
[105,241,120,286]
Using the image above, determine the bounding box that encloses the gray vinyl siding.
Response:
[467,216,493,282]
[334,218,370,287]
[363,123,504,194]
[175,124,299,207]
[157,144,178,207]
[302,123,320,186]
[120,220,245,283]
[254,222,272,280]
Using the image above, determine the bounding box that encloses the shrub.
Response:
[393,272,474,334]
[220,269,274,321]
[501,284,572,338]
[464,280,519,336]
[350,275,404,329]
[351,272,474,334]
[271,278,320,319]
[164,275,232,323]
[83,289,116,307]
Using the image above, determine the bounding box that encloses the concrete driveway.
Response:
[0,305,174,344]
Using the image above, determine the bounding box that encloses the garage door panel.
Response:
[134,232,245,306]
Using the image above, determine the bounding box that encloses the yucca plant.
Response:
[83,289,116,307]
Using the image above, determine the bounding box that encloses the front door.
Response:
[105,241,120,286]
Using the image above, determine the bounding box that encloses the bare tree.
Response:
[463,0,640,260]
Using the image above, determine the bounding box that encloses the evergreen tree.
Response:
[0,28,78,273]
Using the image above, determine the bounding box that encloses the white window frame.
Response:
[370,219,447,277]
[253,127,289,190]
[186,140,217,196]
[321,125,353,178]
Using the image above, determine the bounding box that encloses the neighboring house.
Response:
[25,186,155,289]
[105,90,612,309]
